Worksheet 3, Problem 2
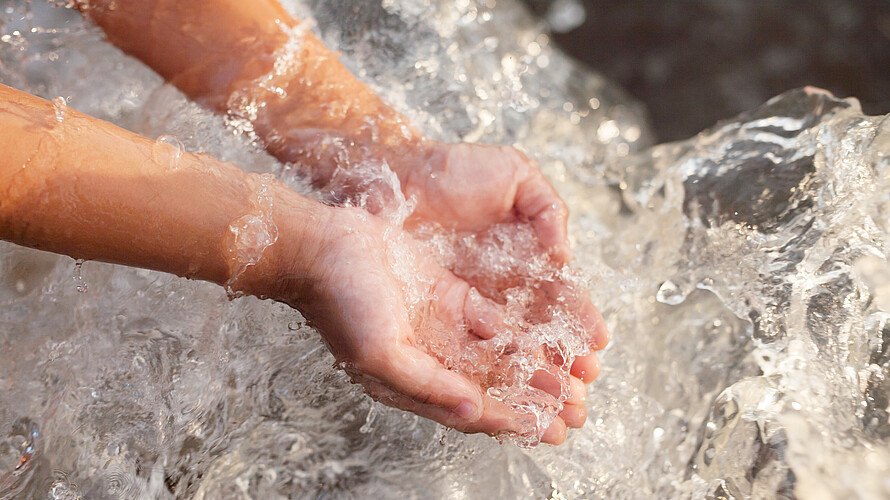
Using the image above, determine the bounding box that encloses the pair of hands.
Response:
[70,0,605,444]
[269,140,608,445]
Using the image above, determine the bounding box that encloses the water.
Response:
[1,0,889,498]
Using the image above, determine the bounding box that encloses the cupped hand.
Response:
[277,204,595,444]
[404,142,572,263]
[401,141,609,373]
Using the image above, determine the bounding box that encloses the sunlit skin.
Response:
[0,85,601,443]
[75,0,577,262]
[0,0,610,444]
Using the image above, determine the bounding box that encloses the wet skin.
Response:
[0,0,611,445]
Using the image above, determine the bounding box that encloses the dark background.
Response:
[523,0,890,141]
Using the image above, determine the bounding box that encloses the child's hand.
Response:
[405,142,572,263]
[259,203,596,444]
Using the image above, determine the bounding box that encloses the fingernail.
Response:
[454,401,477,419]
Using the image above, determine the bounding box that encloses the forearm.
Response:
[77,0,428,185]
[0,83,318,294]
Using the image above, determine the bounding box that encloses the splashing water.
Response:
[1,0,889,499]
[51,96,67,122]
[72,259,88,293]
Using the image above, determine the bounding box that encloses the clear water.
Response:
[1,0,889,498]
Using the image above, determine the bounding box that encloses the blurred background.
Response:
[522,0,890,141]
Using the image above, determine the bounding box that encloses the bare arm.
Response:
[0,82,315,293]
[75,0,426,186]
[74,0,578,264]
[0,83,580,444]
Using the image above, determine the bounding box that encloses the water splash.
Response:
[72,259,87,293]
[224,173,279,297]
[51,96,67,122]
[152,134,184,171]
[3,0,889,498]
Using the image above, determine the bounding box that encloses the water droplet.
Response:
[73,259,88,293]
[360,404,377,434]
[655,280,686,305]
[52,96,67,123]
[486,387,506,399]
[703,445,716,465]
[152,135,184,171]
[132,355,146,371]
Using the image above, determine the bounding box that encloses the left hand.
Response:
[255,202,595,444]
[399,141,608,385]
[403,142,572,264]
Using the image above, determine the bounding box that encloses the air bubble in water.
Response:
[437,427,453,446]
[656,280,687,305]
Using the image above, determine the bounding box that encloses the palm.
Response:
[294,207,594,444]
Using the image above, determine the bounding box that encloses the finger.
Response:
[463,286,508,340]
[529,369,564,399]
[559,402,588,429]
[514,168,572,263]
[541,417,567,445]
[464,394,538,436]
[584,301,610,351]
[538,279,609,351]
[360,377,537,437]
[432,272,505,340]
[570,353,601,383]
[365,345,484,421]
[566,375,587,405]
[358,376,480,429]
[531,371,587,428]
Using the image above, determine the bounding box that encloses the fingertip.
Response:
[592,310,610,350]
[596,324,610,351]
[437,366,485,419]
[463,287,505,340]
[550,240,573,265]
[529,369,563,399]
[559,403,588,429]
[566,376,587,405]
[578,298,609,350]
[531,207,570,262]
[571,353,601,384]
[454,400,480,420]
[541,417,567,445]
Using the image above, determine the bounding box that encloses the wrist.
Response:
[399,140,450,219]
[221,177,328,308]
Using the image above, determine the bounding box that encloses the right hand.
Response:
[262,202,595,444]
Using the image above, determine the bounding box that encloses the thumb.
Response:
[365,345,484,422]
